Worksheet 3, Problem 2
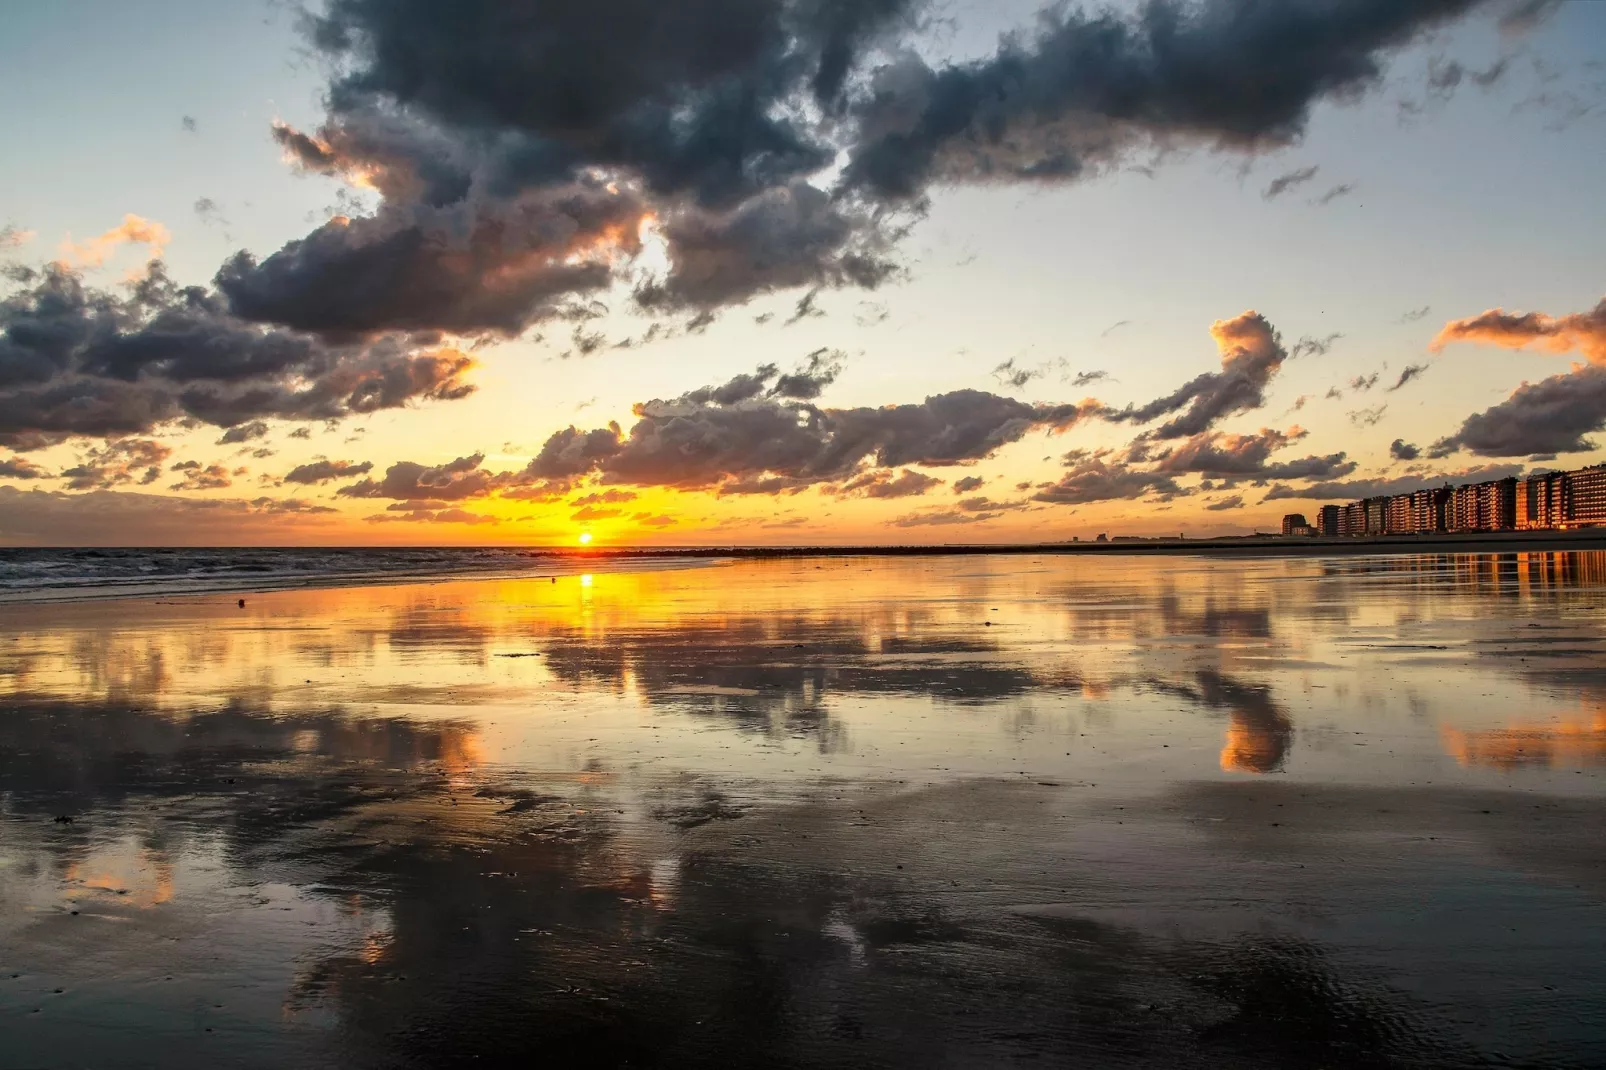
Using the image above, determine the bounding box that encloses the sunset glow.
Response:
[0,2,1599,548]
[6,6,1606,1064]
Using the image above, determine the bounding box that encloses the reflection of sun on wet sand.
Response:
[1441,708,1606,769]
[60,847,176,909]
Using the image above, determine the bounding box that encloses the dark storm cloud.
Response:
[770,348,843,400]
[500,479,571,503]
[1150,428,1290,474]
[807,390,1094,470]
[833,468,943,499]
[271,122,339,172]
[571,489,637,507]
[1106,311,1287,439]
[1290,332,1340,359]
[524,426,624,480]
[1151,428,1355,480]
[525,364,1099,494]
[1388,363,1429,391]
[1390,439,1421,461]
[0,486,340,544]
[0,264,475,448]
[1261,463,1523,500]
[1430,365,1606,458]
[217,420,270,444]
[992,358,1040,389]
[339,453,510,501]
[58,439,171,491]
[1262,165,1318,200]
[891,508,994,527]
[784,288,824,326]
[253,497,338,514]
[169,462,233,491]
[843,0,1485,201]
[366,506,499,526]
[1349,404,1387,427]
[632,184,902,314]
[1427,295,1606,456]
[1,0,1517,485]
[215,184,644,336]
[193,198,227,226]
[283,458,375,485]
[305,0,920,205]
[1032,456,1182,505]
[195,0,1507,341]
[0,455,50,479]
[238,0,927,328]
[1312,182,1355,206]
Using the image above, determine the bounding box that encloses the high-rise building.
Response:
[1364,497,1387,535]
[1409,487,1449,533]
[1566,465,1606,527]
[1485,477,1517,530]
[1518,472,1565,529]
[1340,500,1367,536]
[1450,477,1517,531]
[1331,464,1606,536]
[1385,494,1410,534]
[1281,513,1309,535]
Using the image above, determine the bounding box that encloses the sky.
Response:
[0,0,1603,547]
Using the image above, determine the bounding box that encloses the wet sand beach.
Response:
[2,552,1605,1067]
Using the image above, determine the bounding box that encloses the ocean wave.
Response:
[0,547,709,603]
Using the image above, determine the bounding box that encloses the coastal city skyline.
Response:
[2,0,1605,545]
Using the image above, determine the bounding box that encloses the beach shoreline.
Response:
[536,530,1606,559]
[4,533,1606,605]
[0,554,720,606]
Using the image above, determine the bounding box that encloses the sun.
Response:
[578,532,593,546]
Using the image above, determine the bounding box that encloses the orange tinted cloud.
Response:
[1431,297,1606,365]
[59,213,170,267]
[1219,711,1293,774]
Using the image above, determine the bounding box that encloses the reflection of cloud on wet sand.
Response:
[1441,708,1606,769]
[276,779,1496,1069]
[1141,671,1293,774]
